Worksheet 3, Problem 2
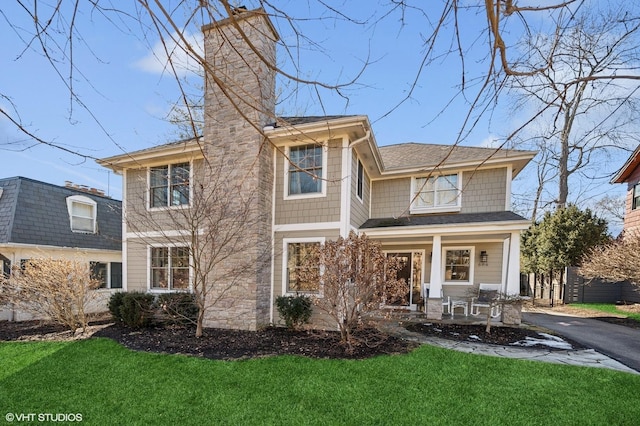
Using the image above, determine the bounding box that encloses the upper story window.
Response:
[286,144,325,198]
[66,195,97,233]
[411,173,461,213]
[150,163,190,208]
[633,183,640,210]
[356,158,364,200]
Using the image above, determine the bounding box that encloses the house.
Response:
[97,8,536,330]
[0,177,122,320]
[611,144,640,234]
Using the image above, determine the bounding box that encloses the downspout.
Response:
[350,130,371,148]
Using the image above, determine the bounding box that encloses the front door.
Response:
[387,252,423,309]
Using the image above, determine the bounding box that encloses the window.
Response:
[150,163,190,208]
[90,262,123,289]
[285,241,321,293]
[633,184,640,210]
[412,174,460,212]
[66,195,97,233]
[287,144,324,196]
[356,158,364,200]
[150,247,190,290]
[443,248,473,284]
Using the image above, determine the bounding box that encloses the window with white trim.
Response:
[150,246,190,290]
[356,158,364,200]
[284,240,321,293]
[150,162,190,208]
[443,247,474,284]
[411,174,460,212]
[633,183,640,210]
[90,261,123,289]
[287,144,324,197]
[66,195,97,233]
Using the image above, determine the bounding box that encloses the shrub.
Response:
[107,292,126,323]
[119,292,154,328]
[155,293,198,325]
[275,294,313,330]
[0,257,100,332]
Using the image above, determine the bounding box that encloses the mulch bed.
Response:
[405,322,587,350]
[6,313,638,358]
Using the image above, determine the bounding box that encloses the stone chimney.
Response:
[201,8,279,330]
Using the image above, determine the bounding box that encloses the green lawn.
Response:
[571,303,640,322]
[1,338,639,425]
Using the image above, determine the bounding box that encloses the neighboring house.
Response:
[97,8,536,331]
[611,144,640,234]
[0,177,122,320]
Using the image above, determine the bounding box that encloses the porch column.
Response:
[505,231,521,295]
[426,235,443,319]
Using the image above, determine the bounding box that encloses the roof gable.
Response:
[611,145,640,184]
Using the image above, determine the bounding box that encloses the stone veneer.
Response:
[201,9,278,330]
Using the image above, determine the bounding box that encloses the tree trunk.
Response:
[196,308,205,338]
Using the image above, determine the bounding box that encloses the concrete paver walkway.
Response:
[381,316,639,375]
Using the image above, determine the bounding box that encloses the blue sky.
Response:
[0,1,633,228]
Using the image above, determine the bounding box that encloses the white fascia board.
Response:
[361,221,530,238]
[265,116,369,141]
[273,222,342,232]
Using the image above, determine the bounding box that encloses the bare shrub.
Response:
[297,232,405,350]
[0,257,100,332]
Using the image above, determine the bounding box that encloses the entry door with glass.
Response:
[387,252,423,310]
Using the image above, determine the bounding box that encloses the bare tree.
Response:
[296,232,405,351]
[579,232,640,286]
[125,154,270,337]
[509,4,640,212]
[0,257,101,332]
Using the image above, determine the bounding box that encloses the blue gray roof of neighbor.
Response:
[0,177,122,251]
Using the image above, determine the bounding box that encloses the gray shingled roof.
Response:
[360,211,528,229]
[0,177,122,251]
[379,143,536,171]
[271,116,354,127]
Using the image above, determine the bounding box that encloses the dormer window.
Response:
[411,173,461,213]
[66,195,97,233]
[150,162,190,208]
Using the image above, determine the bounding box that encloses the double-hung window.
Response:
[285,240,321,293]
[150,246,190,290]
[443,248,473,284]
[412,173,460,213]
[66,195,97,233]
[633,184,640,210]
[150,163,190,208]
[287,144,324,197]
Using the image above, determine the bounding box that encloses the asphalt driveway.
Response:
[523,311,640,373]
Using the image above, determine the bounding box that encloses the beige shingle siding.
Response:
[350,153,371,228]
[460,168,507,213]
[125,239,148,293]
[274,140,342,225]
[370,168,508,218]
[370,178,410,218]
